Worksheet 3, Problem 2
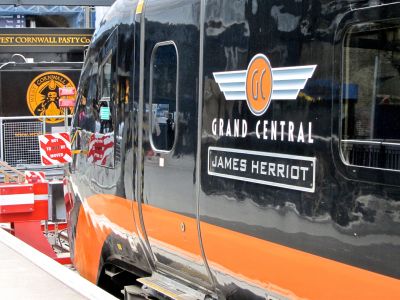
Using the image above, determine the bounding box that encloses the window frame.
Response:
[332,3,400,186]
[148,40,179,154]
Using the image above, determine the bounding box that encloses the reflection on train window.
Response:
[114,77,130,164]
[87,51,115,168]
[99,53,113,134]
[101,53,112,99]
[341,22,400,171]
[78,66,98,132]
[150,43,178,152]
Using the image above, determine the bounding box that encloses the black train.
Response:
[66,0,400,299]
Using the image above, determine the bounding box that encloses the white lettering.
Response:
[224,157,232,169]
[212,119,217,136]
[271,121,277,140]
[300,167,309,181]
[251,160,259,174]
[232,158,239,171]
[280,121,286,141]
[211,119,313,144]
[242,120,247,138]
[277,164,285,177]
[288,122,294,142]
[212,155,247,172]
[291,166,299,180]
[218,157,223,168]
[263,121,268,140]
[234,119,240,137]
[211,155,217,167]
[297,122,304,143]
[308,122,314,144]
[219,119,224,136]
[240,159,247,171]
[268,163,276,176]
[260,162,267,175]
[226,121,232,137]
[255,120,261,139]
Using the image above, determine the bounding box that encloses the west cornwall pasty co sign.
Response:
[0,28,93,52]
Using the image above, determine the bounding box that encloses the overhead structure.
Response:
[0,0,115,5]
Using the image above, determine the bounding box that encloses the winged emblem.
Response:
[213,54,317,116]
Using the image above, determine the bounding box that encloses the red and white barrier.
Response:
[24,171,46,183]
[63,177,72,216]
[0,180,48,218]
[0,179,56,260]
[0,184,34,214]
[38,133,72,166]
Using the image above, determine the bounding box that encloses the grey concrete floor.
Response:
[0,240,87,300]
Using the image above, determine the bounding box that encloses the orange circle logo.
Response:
[26,71,76,124]
[245,54,273,116]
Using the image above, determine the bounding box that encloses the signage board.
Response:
[59,99,76,108]
[0,64,82,125]
[59,87,76,96]
[59,86,76,108]
[0,15,25,28]
[208,147,316,193]
[100,106,110,120]
[38,133,72,166]
[0,28,93,52]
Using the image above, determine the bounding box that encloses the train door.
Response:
[137,0,212,289]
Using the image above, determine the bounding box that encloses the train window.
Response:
[98,53,114,134]
[115,77,129,164]
[149,42,178,152]
[80,65,98,132]
[87,51,115,168]
[341,22,400,171]
[101,53,112,99]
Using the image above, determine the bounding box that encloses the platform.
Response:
[0,228,117,300]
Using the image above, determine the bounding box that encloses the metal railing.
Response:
[0,115,72,168]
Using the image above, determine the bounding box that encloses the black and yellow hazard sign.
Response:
[26,71,76,124]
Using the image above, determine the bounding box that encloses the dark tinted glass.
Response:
[341,22,400,170]
[150,44,177,151]
[101,54,112,98]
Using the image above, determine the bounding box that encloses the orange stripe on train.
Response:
[74,195,400,298]
[74,194,136,283]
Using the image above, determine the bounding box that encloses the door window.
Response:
[149,42,178,152]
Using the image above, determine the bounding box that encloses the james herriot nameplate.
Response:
[208,147,316,193]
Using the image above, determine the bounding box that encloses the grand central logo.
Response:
[213,54,316,116]
[26,71,76,124]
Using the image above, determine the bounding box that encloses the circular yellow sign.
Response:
[26,71,76,124]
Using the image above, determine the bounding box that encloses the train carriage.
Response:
[66,0,400,299]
